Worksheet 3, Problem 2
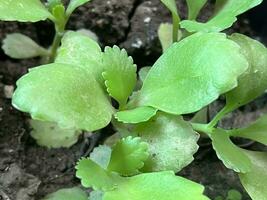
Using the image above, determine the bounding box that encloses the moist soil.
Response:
[1,0,267,199]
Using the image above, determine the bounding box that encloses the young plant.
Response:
[2,0,267,199]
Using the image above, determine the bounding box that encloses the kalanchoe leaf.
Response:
[12,63,114,132]
[2,33,48,59]
[102,46,137,107]
[30,120,80,148]
[89,190,104,200]
[239,150,267,200]
[138,67,151,83]
[77,28,99,42]
[158,23,182,52]
[133,113,199,172]
[90,145,112,169]
[226,33,267,111]
[42,187,88,200]
[52,4,66,26]
[103,171,210,200]
[186,0,207,20]
[139,32,248,115]
[66,0,91,16]
[229,114,267,146]
[56,31,104,85]
[115,106,157,124]
[108,136,149,176]
[180,0,263,32]
[210,129,251,173]
[0,0,53,22]
[46,0,62,12]
[160,0,179,20]
[76,158,120,190]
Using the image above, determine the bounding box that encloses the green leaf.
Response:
[108,136,149,176]
[134,113,199,172]
[0,0,53,22]
[42,187,88,200]
[104,171,210,200]
[66,0,91,16]
[229,114,267,146]
[180,0,263,32]
[139,32,248,115]
[239,150,267,200]
[89,191,104,200]
[226,189,242,200]
[56,31,104,85]
[160,0,179,20]
[102,46,137,107]
[226,33,267,110]
[30,120,80,148]
[2,33,48,59]
[46,0,62,12]
[158,23,182,52]
[191,107,208,124]
[90,145,112,169]
[186,0,207,20]
[76,158,120,190]
[138,67,151,83]
[210,129,251,173]
[115,106,157,124]
[12,63,113,132]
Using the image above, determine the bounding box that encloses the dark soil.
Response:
[0,0,267,199]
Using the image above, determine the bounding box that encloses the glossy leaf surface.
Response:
[102,46,137,107]
[12,63,113,131]
[42,187,88,200]
[186,0,207,20]
[239,151,267,200]
[139,32,248,115]
[180,0,263,32]
[108,136,149,176]
[226,33,267,110]
[134,113,199,172]
[210,129,251,173]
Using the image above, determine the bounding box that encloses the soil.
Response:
[0,0,267,199]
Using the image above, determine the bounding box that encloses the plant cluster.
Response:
[1,0,267,199]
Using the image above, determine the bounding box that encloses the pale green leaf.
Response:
[138,67,151,83]
[210,129,251,173]
[89,191,104,200]
[90,145,112,169]
[226,33,267,110]
[30,120,80,148]
[42,187,88,200]
[102,46,137,107]
[66,0,91,16]
[46,0,62,12]
[239,150,267,200]
[56,31,104,84]
[134,113,199,172]
[139,32,248,115]
[180,0,263,32]
[160,0,179,19]
[186,0,207,20]
[229,114,267,146]
[158,23,182,52]
[76,158,120,190]
[108,136,149,176]
[0,0,53,22]
[2,33,48,59]
[115,106,157,124]
[104,171,210,200]
[12,63,113,132]
[77,28,99,42]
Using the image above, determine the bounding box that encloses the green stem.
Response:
[172,14,180,43]
[207,105,232,128]
[191,123,214,136]
[48,31,63,63]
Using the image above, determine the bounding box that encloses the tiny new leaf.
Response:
[186,0,207,20]
[239,150,267,200]
[0,0,53,22]
[160,0,179,20]
[66,0,91,16]
[102,46,137,107]
[134,113,199,172]
[210,129,251,173]
[115,106,157,124]
[12,63,113,131]
[42,187,88,200]
[2,33,48,59]
[108,136,149,176]
[90,145,112,169]
[139,32,248,115]
[180,0,263,32]
[229,114,267,146]
[226,33,267,110]
[30,120,80,148]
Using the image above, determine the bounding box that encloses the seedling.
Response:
[1,0,267,199]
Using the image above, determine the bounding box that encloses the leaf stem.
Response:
[172,14,180,43]
[191,123,214,136]
[207,105,233,128]
[48,31,63,63]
